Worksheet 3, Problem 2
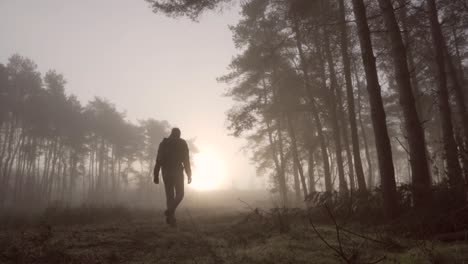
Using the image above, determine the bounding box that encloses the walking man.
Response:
[153,128,192,227]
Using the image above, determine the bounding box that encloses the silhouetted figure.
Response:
[153,128,192,227]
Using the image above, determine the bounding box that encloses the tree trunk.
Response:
[291,17,332,192]
[287,113,308,200]
[446,25,468,182]
[262,76,289,206]
[445,44,468,184]
[292,159,301,205]
[98,138,105,194]
[427,0,466,202]
[351,0,399,217]
[276,117,289,206]
[266,118,288,204]
[337,84,355,191]
[356,73,375,190]
[308,147,316,192]
[398,0,425,118]
[322,26,349,196]
[377,0,433,209]
[338,0,367,194]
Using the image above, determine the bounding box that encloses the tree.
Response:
[337,0,367,194]
[426,0,465,203]
[376,0,433,209]
[0,54,188,210]
[146,0,229,19]
[351,0,398,217]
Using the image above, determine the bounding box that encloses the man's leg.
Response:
[172,174,185,215]
[163,175,175,221]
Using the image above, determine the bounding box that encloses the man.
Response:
[153,128,192,227]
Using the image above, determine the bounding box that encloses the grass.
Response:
[0,206,467,264]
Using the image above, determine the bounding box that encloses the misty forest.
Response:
[1,0,468,263]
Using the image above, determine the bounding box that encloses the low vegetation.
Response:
[1,206,467,264]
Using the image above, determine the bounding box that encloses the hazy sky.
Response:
[0,0,263,189]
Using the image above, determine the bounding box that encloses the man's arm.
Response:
[153,142,164,184]
[183,141,192,184]
[153,162,160,184]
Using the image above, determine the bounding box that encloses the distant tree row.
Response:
[0,55,186,210]
[147,0,468,217]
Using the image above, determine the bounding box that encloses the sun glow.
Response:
[191,149,226,190]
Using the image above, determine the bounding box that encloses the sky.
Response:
[0,0,264,190]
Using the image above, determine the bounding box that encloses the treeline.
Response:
[147,0,468,216]
[221,0,468,215]
[0,55,183,210]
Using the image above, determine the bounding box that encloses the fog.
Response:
[2,0,468,263]
[0,0,260,193]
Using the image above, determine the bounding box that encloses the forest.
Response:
[0,54,194,210]
[210,0,468,217]
[1,0,468,263]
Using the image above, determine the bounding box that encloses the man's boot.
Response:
[168,216,177,228]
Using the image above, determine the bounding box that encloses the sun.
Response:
[191,149,226,190]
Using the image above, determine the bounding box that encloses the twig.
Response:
[394,137,410,156]
[339,227,391,247]
[324,205,346,258]
[238,198,256,212]
[309,206,389,264]
[308,217,347,261]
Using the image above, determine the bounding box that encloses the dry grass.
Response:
[0,207,467,264]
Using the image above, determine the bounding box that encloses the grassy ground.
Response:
[0,207,467,264]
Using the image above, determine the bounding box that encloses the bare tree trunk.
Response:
[276,117,289,206]
[266,119,288,204]
[427,0,466,202]
[47,138,61,203]
[377,0,433,208]
[313,111,332,192]
[60,155,68,202]
[308,148,316,192]
[88,147,93,199]
[0,122,9,179]
[445,45,468,183]
[323,27,349,196]
[445,25,468,181]
[356,73,375,190]
[1,122,15,193]
[337,84,355,191]
[292,158,301,205]
[117,158,119,192]
[266,114,288,205]
[338,0,366,193]
[68,152,75,205]
[291,17,332,192]
[287,113,308,200]
[13,134,27,205]
[41,139,53,199]
[3,125,22,206]
[399,0,434,184]
[261,76,289,206]
[351,0,399,217]
[398,0,424,118]
[98,138,105,195]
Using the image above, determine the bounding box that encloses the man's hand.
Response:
[187,176,192,184]
[153,165,160,184]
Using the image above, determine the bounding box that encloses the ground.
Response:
[0,207,467,264]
